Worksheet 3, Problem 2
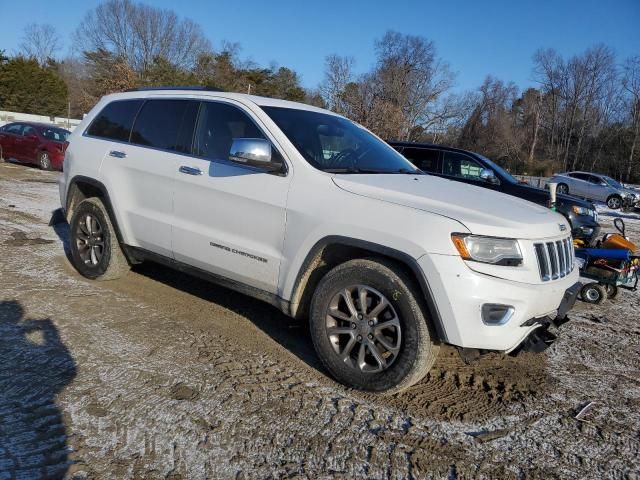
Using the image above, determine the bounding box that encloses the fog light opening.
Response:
[482,304,515,325]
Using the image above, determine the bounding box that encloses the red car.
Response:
[0,122,70,171]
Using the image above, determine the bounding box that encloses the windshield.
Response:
[603,176,622,188]
[40,127,70,142]
[476,154,518,184]
[262,107,421,174]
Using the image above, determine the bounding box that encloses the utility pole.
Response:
[247,84,252,95]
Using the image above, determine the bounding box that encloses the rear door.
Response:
[0,123,25,159]
[95,98,198,258]
[171,99,290,294]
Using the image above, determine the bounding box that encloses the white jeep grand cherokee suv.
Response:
[60,88,580,393]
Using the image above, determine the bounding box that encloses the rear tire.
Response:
[557,183,569,194]
[581,283,606,304]
[69,198,130,280]
[0,145,4,162]
[38,151,52,170]
[606,195,622,210]
[604,284,619,300]
[309,258,439,394]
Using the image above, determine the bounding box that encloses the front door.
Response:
[171,100,290,294]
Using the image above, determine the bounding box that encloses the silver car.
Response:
[549,171,640,209]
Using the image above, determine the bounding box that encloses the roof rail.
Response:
[125,86,225,92]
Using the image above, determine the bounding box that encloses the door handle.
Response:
[179,165,203,176]
[109,150,127,158]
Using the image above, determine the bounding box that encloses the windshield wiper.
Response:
[325,167,425,175]
[324,167,387,174]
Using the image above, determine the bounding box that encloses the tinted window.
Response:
[40,127,70,142]
[193,102,266,160]
[263,107,419,174]
[587,175,604,185]
[572,173,590,181]
[442,151,484,179]
[401,147,440,173]
[5,124,23,135]
[22,126,37,137]
[130,99,198,152]
[87,100,143,142]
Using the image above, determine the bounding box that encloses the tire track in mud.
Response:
[2,163,640,479]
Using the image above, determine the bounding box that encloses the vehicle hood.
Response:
[333,174,569,240]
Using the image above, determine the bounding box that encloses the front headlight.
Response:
[451,234,523,266]
[572,205,592,216]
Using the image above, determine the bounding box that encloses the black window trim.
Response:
[82,97,290,176]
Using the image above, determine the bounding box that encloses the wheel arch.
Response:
[287,236,448,342]
[65,176,133,260]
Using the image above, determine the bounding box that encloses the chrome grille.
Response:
[534,237,574,281]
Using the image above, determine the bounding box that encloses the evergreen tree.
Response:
[0,56,67,116]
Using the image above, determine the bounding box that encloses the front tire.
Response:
[69,198,130,280]
[606,195,622,210]
[309,258,439,394]
[557,183,569,194]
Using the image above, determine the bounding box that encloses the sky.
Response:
[0,0,638,93]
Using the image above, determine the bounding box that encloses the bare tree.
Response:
[374,31,455,140]
[19,24,61,65]
[74,0,211,73]
[319,54,355,114]
[622,56,640,181]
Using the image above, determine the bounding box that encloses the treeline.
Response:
[1,0,313,119]
[320,39,640,182]
[1,0,638,181]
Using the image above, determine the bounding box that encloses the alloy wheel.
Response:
[40,152,50,169]
[75,213,105,266]
[607,197,621,209]
[325,285,402,373]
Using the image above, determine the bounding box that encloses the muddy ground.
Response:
[0,161,639,479]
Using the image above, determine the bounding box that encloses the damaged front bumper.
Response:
[512,281,581,354]
[458,281,581,362]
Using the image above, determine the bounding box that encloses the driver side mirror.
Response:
[480,168,500,185]
[228,138,283,173]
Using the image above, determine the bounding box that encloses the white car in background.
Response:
[550,171,640,209]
